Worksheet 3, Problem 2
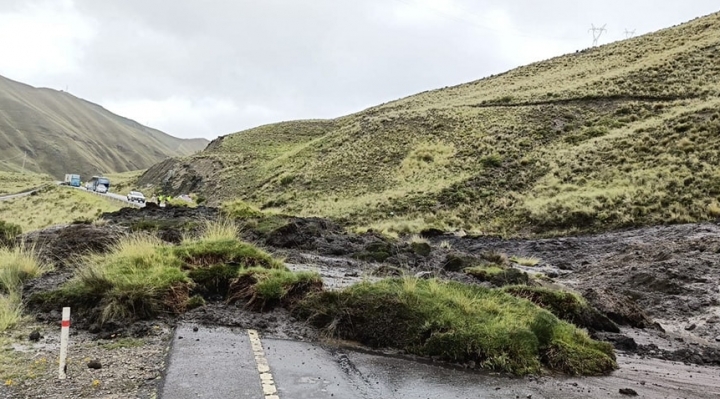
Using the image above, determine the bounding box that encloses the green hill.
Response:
[0,75,208,179]
[140,11,720,236]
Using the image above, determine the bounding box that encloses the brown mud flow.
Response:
[9,205,720,397]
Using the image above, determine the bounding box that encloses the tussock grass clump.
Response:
[0,245,49,330]
[0,293,23,331]
[0,220,21,247]
[175,235,283,270]
[179,221,283,296]
[480,250,509,265]
[198,219,238,242]
[297,278,616,376]
[503,286,619,333]
[465,265,530,287]
[32,235,188,324]
[0,245,48,293]
[229,267,322,310]
[221,200,263,219]
[32,222,287,323]
[80,235,188,323]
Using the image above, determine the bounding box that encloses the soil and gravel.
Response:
[4,205,720,397]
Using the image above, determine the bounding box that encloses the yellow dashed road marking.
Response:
[248,329,280,398]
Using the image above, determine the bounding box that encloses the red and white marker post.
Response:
[59,307,71,379]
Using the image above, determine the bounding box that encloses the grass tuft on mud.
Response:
[174,239,283,270]
[30,221,287,324]
[221,200,264,219]
[465,264,530,287]
[229,267,322,310]
[297,278,616,376]
[503,286,619,333]
[39,235,188,323]
[0,220,22,247]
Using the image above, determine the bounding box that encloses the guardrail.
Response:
[89,191,143,208]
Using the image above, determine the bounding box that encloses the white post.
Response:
[59,307,71,379]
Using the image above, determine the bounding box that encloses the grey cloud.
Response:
[3,0,719,138]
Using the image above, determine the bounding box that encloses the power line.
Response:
[588,23,607,47]
[624,28,636,39]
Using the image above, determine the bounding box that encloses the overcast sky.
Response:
[0,0,717,140]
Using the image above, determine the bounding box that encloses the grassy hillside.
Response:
[141,11,720,236]
[0,75,208,180]
[0,186,121,232]
[0,172,52,196]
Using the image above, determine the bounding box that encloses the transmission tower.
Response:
[588,24,607,47]
[624,29,636,39]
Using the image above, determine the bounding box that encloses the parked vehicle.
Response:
[63,174,81,187]
[96,184,108,194]
[127,191,146,203]
[86,176,111,192]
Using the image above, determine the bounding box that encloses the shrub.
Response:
[297,278,616,376]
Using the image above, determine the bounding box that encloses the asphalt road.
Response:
[71,185,145,208]
[104,190,145,207]
[160,323,720,399]
[0,184,144,208]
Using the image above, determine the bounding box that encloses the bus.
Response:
[86,176,111,192]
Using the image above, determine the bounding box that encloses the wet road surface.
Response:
[161,323,720,399]
[160,325,262,398]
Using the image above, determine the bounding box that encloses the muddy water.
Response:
[286,253,382,290]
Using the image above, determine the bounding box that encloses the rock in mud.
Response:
[442,254,481,272]
[87,360,102,370]
[29,330,42,342]
[619,388,638,396]
[595,333,638,351]
[582,288,654,328]
[410,242,432,257]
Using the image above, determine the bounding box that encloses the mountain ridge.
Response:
[140,10,720,236]
[0,74,208,179]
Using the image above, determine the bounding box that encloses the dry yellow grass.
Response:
[144,11,720,236]
[0,186,122,232]
[0,172,52,196]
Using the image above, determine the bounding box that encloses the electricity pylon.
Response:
[589,24,607,47]
[624,29,636,39]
